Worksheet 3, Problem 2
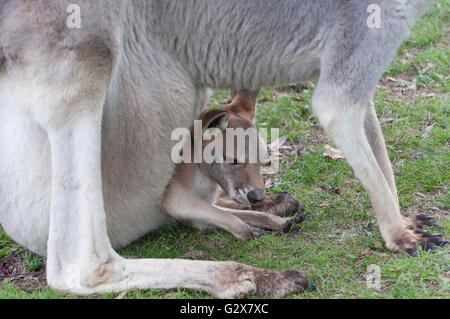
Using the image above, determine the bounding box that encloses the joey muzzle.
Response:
[247,188,266,204]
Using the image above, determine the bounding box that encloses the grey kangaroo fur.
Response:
[0,0,442,297]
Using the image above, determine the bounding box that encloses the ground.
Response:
[0,1,449,299]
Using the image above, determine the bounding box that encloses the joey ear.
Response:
[227,89,260,121]
[199,108,229,132]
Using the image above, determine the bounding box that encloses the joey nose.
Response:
[247,189,266,204]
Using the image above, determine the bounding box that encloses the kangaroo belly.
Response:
[0,96,51,255]
[0,62,204,255]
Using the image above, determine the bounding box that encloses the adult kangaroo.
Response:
[0,0,441,297]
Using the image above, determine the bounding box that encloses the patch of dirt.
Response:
[413,188,448,208]
[403,206,449,220]
[273,83,315,95]
[439,271,450,282]
[0,247,46,292]
[270,133,328,171]
[300,133,329,148]
[378,73,418,102]
[183,249,215,260]
[203,235,231,255]
[378,68,447,103]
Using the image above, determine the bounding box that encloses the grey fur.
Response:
[0,0,432,247]
[0,0,434,296]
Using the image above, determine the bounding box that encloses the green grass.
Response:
[1,1,449,299]
[20,252,43,272]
